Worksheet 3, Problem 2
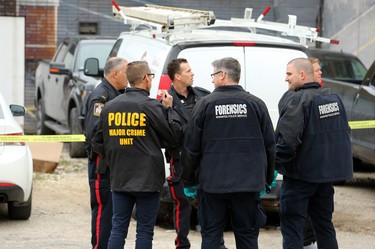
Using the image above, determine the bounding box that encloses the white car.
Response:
[0,92,33,219]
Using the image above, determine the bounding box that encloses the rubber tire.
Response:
[69,107,86,158]
[8,192,32,220]
[36,99,54,135]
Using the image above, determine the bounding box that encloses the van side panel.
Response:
[244,47,307,125]
[177,46,306,125]
[178,46,246,93]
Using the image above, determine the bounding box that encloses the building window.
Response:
[79,22,98,35]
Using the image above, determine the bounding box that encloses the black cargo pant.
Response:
[280,178,338,249]
[88,157,113,249]
[199,191,264,249]
[304,216,316,246]
[168,158,192,249]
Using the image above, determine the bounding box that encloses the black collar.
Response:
[296,82,320,91]
[124,87,150,96]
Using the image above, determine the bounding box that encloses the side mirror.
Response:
[50,62,71,75]
[84,58,103,77]
[9,104,26,117]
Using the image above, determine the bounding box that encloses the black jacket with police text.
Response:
[91,88,182,192]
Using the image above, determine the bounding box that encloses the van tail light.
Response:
[3,132,25,146]
[0,182,16,187]
[156,74,172,99]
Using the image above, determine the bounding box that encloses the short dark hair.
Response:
[167,58,188,81]
[126,61,149,87]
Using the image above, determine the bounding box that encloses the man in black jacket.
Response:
[183,57,275,249]
[275,58,353,249]
[84,57,128,249]
[165,58,210,249]
[91,61,183,249]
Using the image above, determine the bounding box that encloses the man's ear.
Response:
[113,68,119,79]
[219,71,226,80]
[300,71,305,80]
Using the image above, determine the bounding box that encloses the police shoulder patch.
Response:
[93,102,105,117]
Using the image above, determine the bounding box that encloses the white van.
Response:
[109,30,308,126]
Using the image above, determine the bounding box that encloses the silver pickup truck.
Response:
[309,48,375,166]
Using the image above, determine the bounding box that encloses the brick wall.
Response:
[20,5,57,60]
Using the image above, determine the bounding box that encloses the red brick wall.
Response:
[20,5,57,60]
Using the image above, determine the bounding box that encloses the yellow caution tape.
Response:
[0,134,85,142]
[0,120,374,142]
[348,120,375,130]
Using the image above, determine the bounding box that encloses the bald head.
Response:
[285,58,314,91]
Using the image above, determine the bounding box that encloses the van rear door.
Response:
[244,46,307,125]
[177,44,307,125]
[178,46,245,93]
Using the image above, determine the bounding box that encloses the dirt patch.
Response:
[0,146,374,249]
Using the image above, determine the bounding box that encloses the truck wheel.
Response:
[8,192,32,220]
[36,99,54,135]
[69,107,86,158]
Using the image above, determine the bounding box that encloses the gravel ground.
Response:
[0,146,374,249]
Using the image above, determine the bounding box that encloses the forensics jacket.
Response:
[91,88,183,192]
[182,85,275,193]
[275,82,353,182]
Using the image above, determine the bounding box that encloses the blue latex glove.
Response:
[184,185,198,199]
[260,170,278,196]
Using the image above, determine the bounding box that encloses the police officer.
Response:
[85,57,128,249]
[183,57,275,249]
[91,61,183,249]
[165,58,210,249]
[275,58,353,249]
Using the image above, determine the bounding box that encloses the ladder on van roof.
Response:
[112,0,215,33]
[230,6,339,46]
[111,1,339,47]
